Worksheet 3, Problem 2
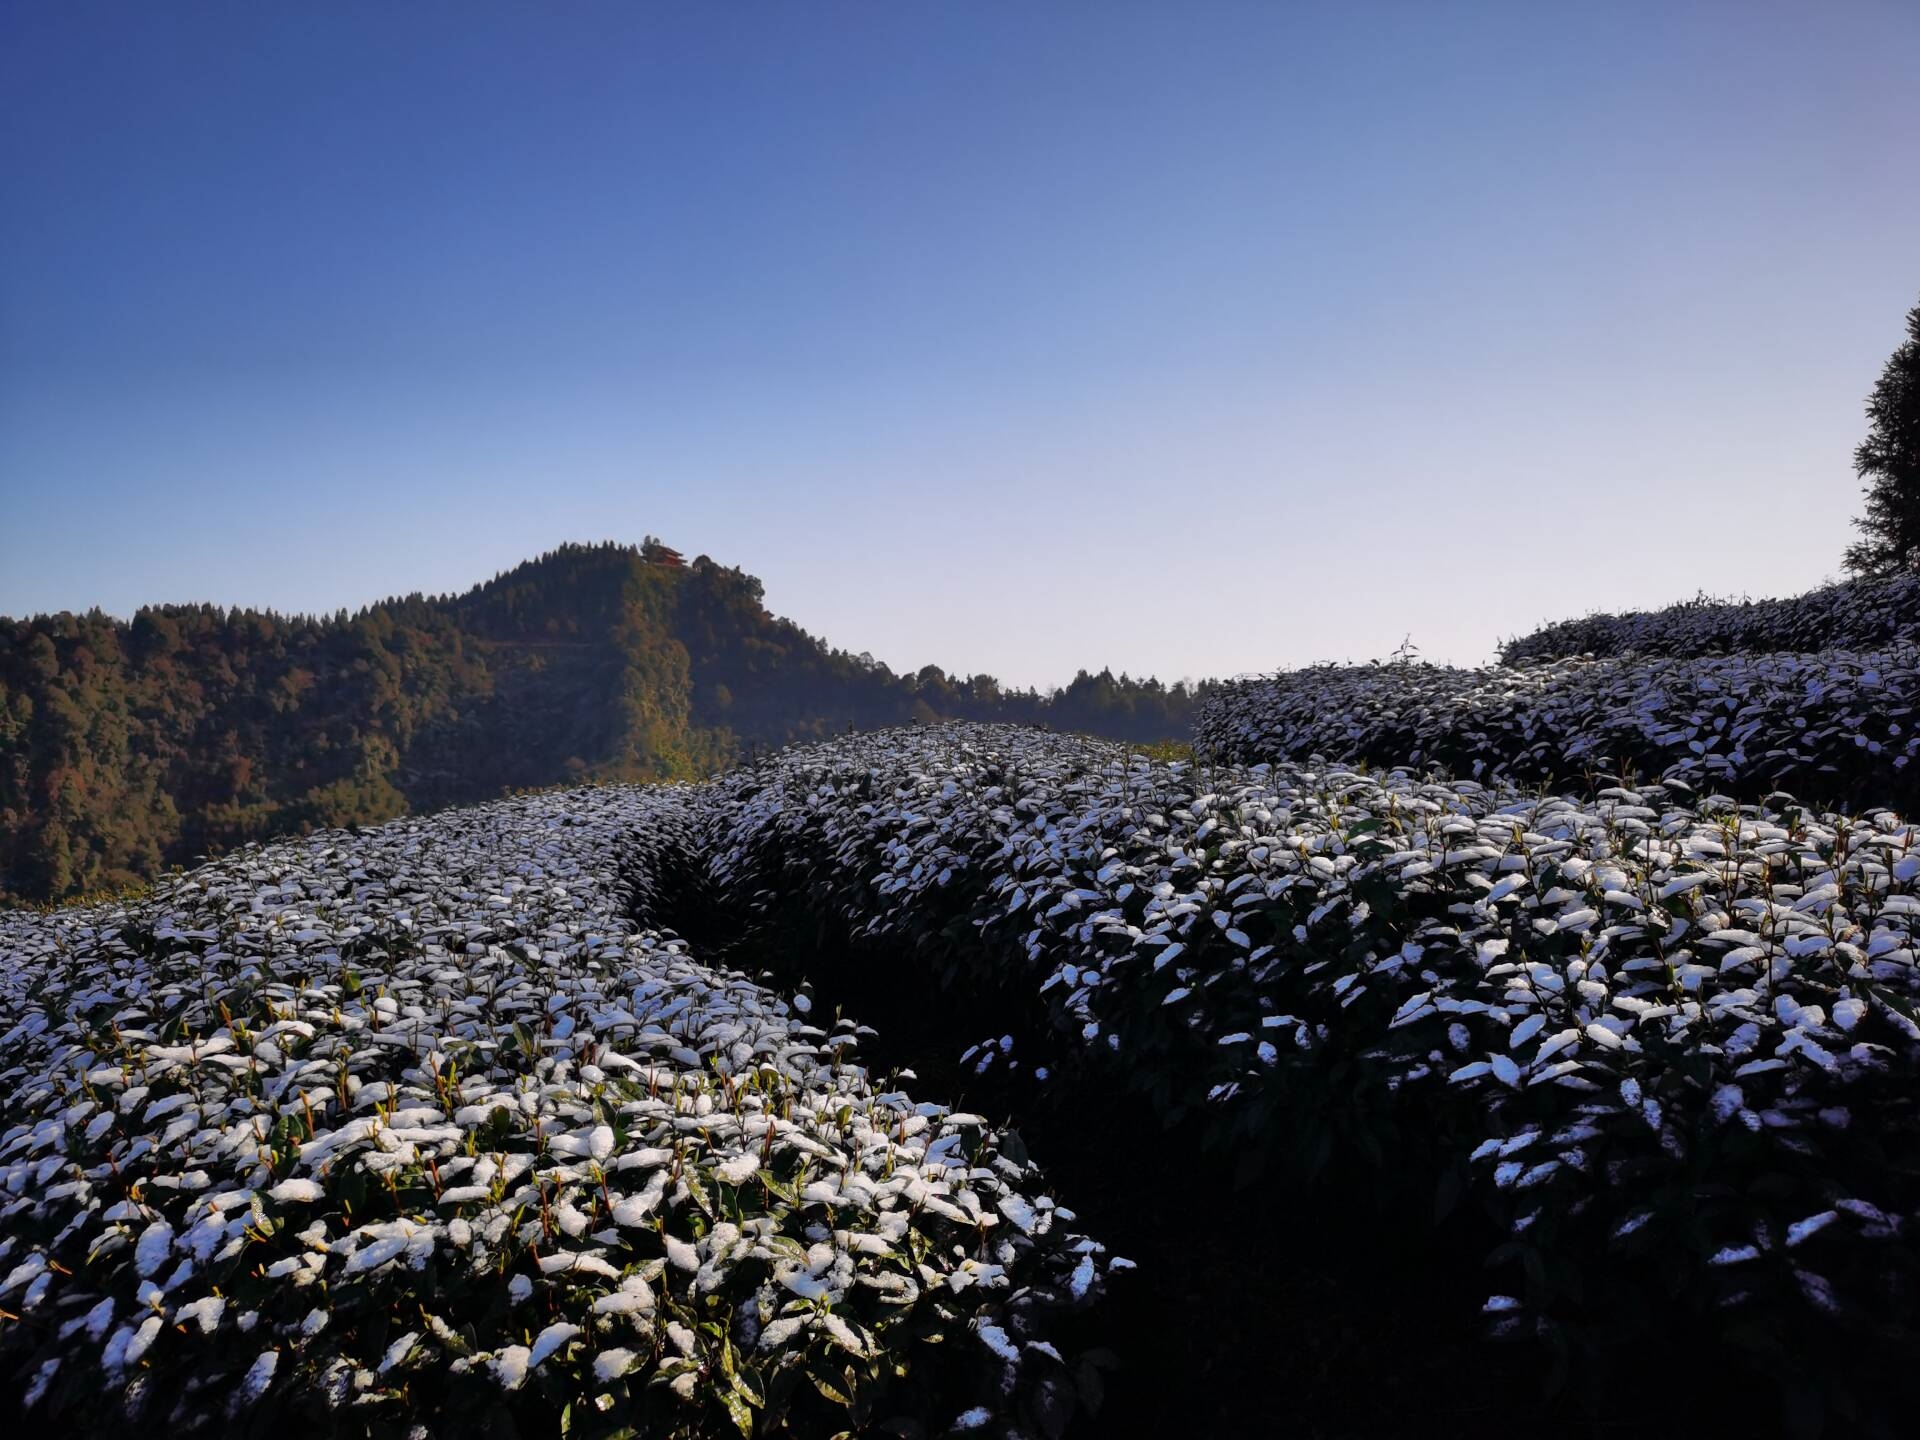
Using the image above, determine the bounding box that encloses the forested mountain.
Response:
[0,540,1203,903]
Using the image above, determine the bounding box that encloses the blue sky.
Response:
[3,1,1917,688]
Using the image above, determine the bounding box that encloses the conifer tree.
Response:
[1845,296,1920,575]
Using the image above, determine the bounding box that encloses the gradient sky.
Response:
[3,2,1917,689]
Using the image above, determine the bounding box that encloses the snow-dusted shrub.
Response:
[0,787,1115,1438]
[1500,574,1920,663]
[1194,649,1919,813]
[700,725,1920,1402]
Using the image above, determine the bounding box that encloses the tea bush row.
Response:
[1194,648,1919,814]
[0,786,1116,1438]
[699,724,1920,1410]
[1500,574,1920,663]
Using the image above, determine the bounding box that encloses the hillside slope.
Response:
[0,540,1200,903]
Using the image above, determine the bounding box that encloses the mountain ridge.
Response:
[0,540,1202,903]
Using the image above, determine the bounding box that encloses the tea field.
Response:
[5,577,1920,1438]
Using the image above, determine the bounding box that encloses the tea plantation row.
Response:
[0,788,1118,1438]
[1195,646,1918,814]
[694,724,1920,1427]
[1499,573,1920,663]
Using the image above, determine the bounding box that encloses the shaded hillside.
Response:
[0,540,1202,903]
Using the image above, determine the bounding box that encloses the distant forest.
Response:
[0,540,1206,904]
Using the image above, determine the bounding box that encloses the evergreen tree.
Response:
[1845,296,1920,575]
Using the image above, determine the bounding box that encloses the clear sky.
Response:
[3,2,1916,689]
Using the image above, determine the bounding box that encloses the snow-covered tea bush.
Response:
[699,724,1920,1398]
[0,787,1116,1438]
[1194,649,1919,813]
[1500,574,1920,663]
